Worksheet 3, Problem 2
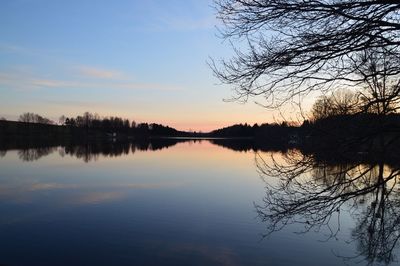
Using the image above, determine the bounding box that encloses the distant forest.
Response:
[3,86,400,154]
[2,109,400,156]
[0,112,187,140]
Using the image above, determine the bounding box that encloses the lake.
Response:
[0,139,398,266]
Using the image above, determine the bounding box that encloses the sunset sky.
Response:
[0,0,310,131]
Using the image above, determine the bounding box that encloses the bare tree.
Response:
[59,115,66,125]
[212,1,400,107]
[19,112,54,124]
[19,112,35,123]
[311,89,359,120]
[353,48,400,115]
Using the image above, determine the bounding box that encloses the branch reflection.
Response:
[255,150,400,265]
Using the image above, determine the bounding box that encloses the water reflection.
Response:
[1,138,400,265]
[1,138,202,162]
[0,137,294,162]
[255,149,400,265]
[210,138,290,152]
[18,147,58,161]
[0,139,269,266]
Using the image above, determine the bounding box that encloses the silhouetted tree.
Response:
[19,112,35,123]
[311,89,359,120]
[65,117,76,127]
[354,49,400,115]
[83,111,93,128]
[18,112,53,124]
[59,115,66,125]
[212,1,400,107]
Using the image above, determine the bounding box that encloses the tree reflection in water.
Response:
[3,136,400,263]
[18,147,58,162]
[255,150,400,265]
[2,138,200,162]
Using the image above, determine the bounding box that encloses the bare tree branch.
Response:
[212,0,400,107]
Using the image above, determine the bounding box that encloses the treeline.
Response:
[0,120,66,140]
[1,112,182,139]
[19,112,54,124]
[211,122,296,137]
[209,88,400,156]
[62,112,180,137]
[15,112,180,136]
[208,112,400,157]
[210,122,299,147]
[5,107,400,154]
[301,113,400,153]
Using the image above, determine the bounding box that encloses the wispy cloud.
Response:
[32,78,181,91]
[0,72,77,90]
[28,183,78,191]
[128,1,217,32]
[31,79,73,88]
[0,43,36,55]
[0,42,61,59]
[77,66,125,79]
[0,70,182,91]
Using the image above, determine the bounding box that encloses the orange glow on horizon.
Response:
[1,99,313,132]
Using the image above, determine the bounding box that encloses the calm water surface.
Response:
[0,140,397,265]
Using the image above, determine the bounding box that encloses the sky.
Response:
[0,0,304,132]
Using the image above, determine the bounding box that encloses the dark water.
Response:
[0,139,398,266]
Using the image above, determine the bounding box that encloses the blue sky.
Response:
[0,0,289,131]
